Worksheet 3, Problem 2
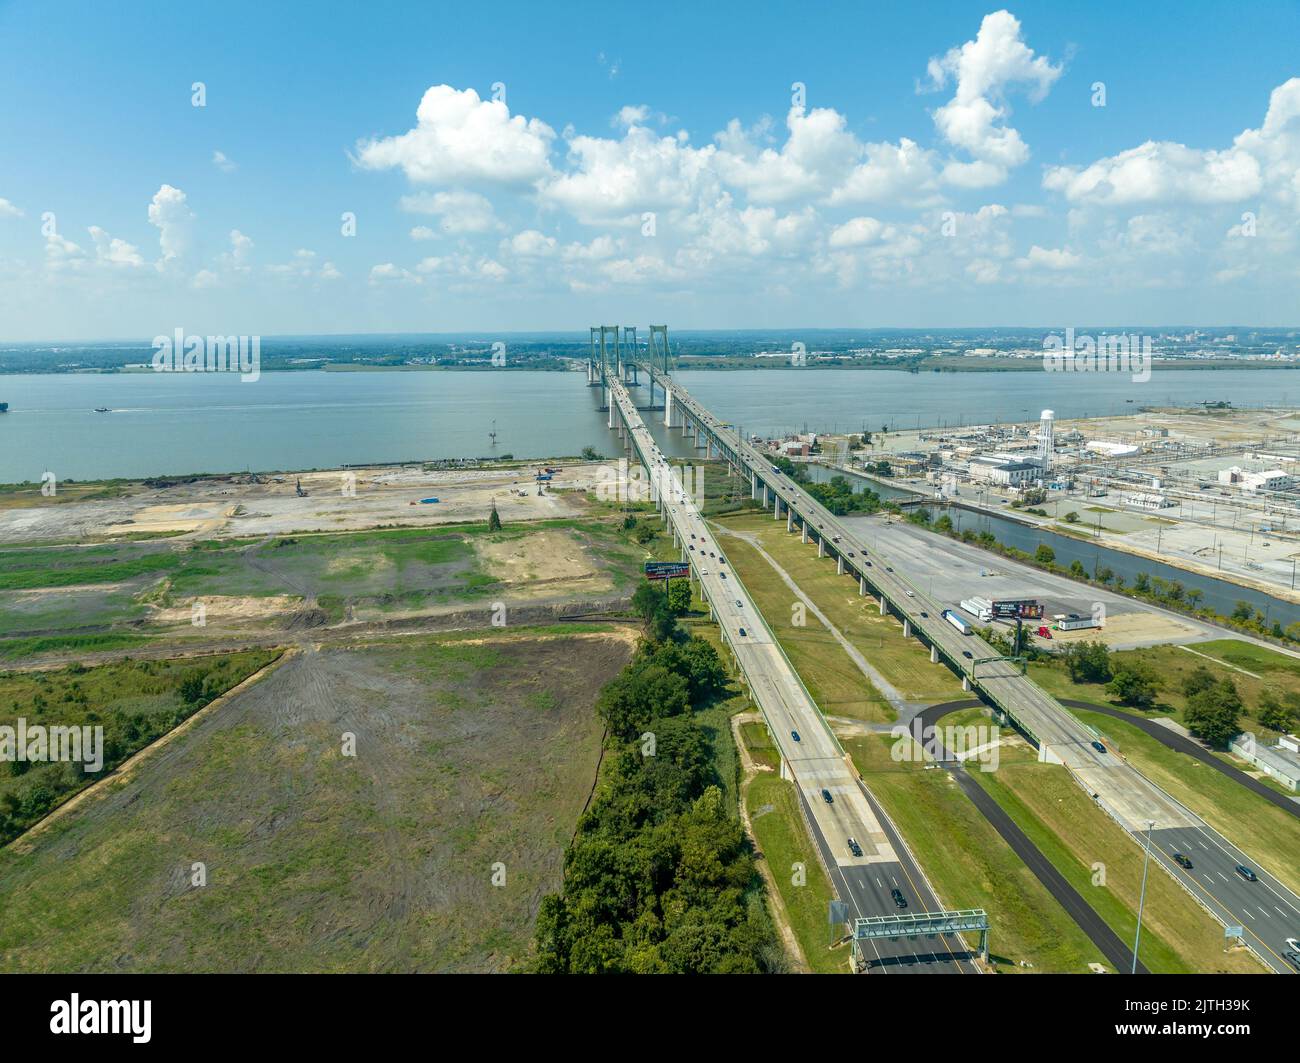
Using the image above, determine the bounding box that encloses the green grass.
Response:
[0,648,281,845]
[845,730,1112,972]
[970,760,1262,974]
[744,772,846,973]
[740,720,781,770]
[1067,705,1300,896]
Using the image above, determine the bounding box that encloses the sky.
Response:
[1,0,1298,341]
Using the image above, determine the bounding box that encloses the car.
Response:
[1287,937,1300,952]
[689,544,695,551]
[846,837,863,858]
[720,572,727,579]
[821,789,833,804]
[906,590,915,597]
[848,551,855,557]
[831,535,841,543]
[1286,952,1300,973]
[1236,864,1259,882]
[962,650,973,659]
[735,599,743,608]
[791,730,801,742]
[738,627,747,637]
[891,888,907,909]
[719,557,726,565]
[1173,852,1193,869]
[919,611,929,618]
[864,560,873,567]
[1091,741,1107,754]
[885,566,893,572]
[690,533,695,539]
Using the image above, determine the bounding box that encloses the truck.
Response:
[960,597,994,622]
[942,609,973,635]
[1036,625,1052,639]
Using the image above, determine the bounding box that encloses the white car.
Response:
[906,590,915,597]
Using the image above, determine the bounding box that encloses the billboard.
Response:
[644,561,690,581]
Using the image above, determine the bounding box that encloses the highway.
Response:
[606,375,976,972]
[642,364,1300,974]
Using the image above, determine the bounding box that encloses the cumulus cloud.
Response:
[212,150,237,173]
[88,226,144,267]
[926,10,1061,184]
[355,85,554,186]
[399,190,503,233]
[0,198,24,218]
[147,184,195,264]
[1044,78,1300,207]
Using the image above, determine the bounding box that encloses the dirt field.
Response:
[0,461,622,544]
[0,631,632,972]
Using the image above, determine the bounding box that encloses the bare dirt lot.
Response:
[0,631,633,972]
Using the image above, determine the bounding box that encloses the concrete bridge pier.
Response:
[664,389,674,427]
[786,511,794,533]
[859,576,866,595]
[817,538,825,558]
[903,619,911,638]
[801,524,809,544]
[878,595,886,615]
[962,675,971,692]
[774,495,781,519]
[836,555,844,574]
[779,754,793,782]
[930,644,939,663]
[761,484,769,507]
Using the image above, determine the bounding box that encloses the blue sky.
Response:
[1,0,1298,339]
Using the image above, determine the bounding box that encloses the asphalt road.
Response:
[648,366,1300,974]
[608,376,976,972]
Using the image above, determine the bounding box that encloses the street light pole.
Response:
[1132,819,1156,974]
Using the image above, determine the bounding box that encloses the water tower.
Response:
[1038,410,1054,471]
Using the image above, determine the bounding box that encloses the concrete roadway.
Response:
[607,377,975,973]
[649,367,1299,973]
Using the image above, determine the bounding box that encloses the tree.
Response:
[1107,662,1159,709]
[1184,677,1243,748]
[1064,511,1080,523]
[666,579,691,616]
[580,446,601,461]
[1257,690,1295,733]
[1065,640,1112,684]
[1180,664,1216,700]
[487,501,502,532]
[1034,543,1056,566]
[1069,559,1087,579]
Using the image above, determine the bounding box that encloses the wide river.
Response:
[1,366,1298,482]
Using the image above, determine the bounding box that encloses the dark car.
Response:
[1173,852,1193,869]
[1236,864,1258,882]
[720,572,727,579]
[738,627,747,637]
[1286,951,1300,973]
[820,788,833,804]
[962,650,973,659]
[1091,740,1107,754]
[791,730,801,743]
[891,888,907,909]
[885,566,893,572]
[846,837,863,858]
[919,611,929,618]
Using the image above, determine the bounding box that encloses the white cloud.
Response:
[1045,79,1300,208]
[927,10,1061,184]
[1017,244,1082,270]
[399,190,503,233]
[369,262,422,285]
[410,225,437,241]
[355,85,554,186]
[0,198,24,219]
[828,216,884,249]
[88,226,144,267]
[147,184,195,265]
[212,150,237,173]
[506,229,559,257]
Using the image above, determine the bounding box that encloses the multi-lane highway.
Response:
[606,375,976,972]
[641,364,1300,974]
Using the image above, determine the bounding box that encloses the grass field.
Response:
[844,730,1113,973]
[1067,706,1300,897]
[744,772,846,974]
[716,512,968,708]
[0,649,281,844]
[970,761,1263,974]
[1028,638,1300,737]
[0,630,631,972]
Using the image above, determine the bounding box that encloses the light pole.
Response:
[1132,819,1156,974]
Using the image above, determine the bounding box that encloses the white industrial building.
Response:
[967,456,1041,486]
[1218,465,1299,494]
[1230,733,1300,792]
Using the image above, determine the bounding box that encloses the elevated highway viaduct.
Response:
[637,362,1300,974]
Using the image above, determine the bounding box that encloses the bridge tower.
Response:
[647,324,670,419]
[594,325,620,426]
[621,326,639,386]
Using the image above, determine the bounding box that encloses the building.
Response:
[1229,733,1300,792]
[967,456,1040,487]
[1218,466,1299,494]
[1123,491,1175,510]
[1085,440,1140,458]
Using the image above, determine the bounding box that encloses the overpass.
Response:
[603,370,978,973]
[626,359,1300,975]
